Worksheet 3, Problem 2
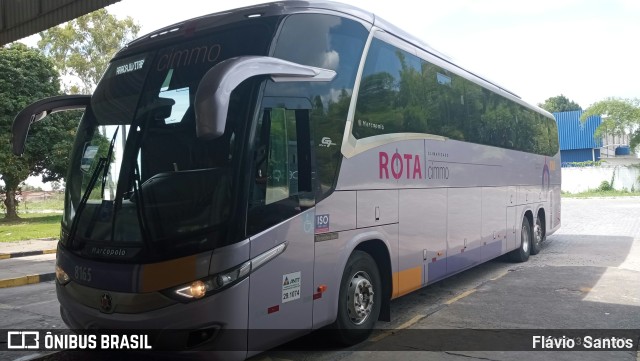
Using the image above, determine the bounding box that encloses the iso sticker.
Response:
[315,214,330,233]
[282,271,301,303]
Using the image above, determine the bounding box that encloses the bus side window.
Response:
[265,108,292,204]
[248,105,313,236]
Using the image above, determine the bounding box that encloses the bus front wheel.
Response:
[510,217,531,262]
[331,250,381,345]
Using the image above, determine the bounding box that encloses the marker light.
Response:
[56,265,71,285]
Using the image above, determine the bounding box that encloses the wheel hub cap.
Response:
[534,222,542,244]
[347,271,374,325]
[522,224,530,253]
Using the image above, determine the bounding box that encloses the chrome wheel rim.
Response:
[534,219,543,246]
[347,271,374,325]
[522,223,530,254]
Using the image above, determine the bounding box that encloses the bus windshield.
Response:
[62,20,276,261]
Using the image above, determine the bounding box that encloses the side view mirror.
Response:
[194,56,336,140]
[12,95,91,156]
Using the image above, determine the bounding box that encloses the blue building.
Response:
[553,110,602,166]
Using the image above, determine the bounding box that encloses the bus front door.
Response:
[246,103,315,352]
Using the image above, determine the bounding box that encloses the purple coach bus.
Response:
[12,1,560,359]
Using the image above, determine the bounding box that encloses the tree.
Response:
[38,9,140,94]
[539,94,582,113]
[0,44,79,220]
[581,97,640,151]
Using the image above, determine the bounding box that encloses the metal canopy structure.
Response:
[0,0,121,46]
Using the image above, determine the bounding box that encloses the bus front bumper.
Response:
[57,278,250,356]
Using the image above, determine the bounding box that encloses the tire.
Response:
[509,217,531,262]
[530,214,544,255]
[331,250,381,345]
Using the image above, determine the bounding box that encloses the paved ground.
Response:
[0,197,638,361]
[0,239,57,288]
[0,254,56,287]
[0,239,57,256]
[257,197,640,361]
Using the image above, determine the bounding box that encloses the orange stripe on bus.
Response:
[140,255,198,292]
[392,266,422,299]
[392,270,399,298]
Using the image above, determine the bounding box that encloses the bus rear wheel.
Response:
[509,217,531,262]
[331,250,381,345]
[530,215,544,255]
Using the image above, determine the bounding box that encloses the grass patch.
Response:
[0,213,61,242]
[19,192,64,212]
[562,189,640,198]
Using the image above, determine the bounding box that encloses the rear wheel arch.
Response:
[523,209,534,229]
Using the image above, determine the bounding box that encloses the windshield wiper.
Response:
[67,127,119,250]
[131,161,151,247]
[101,127,119,198]
[68,158,106,249]
[109,124,151,250]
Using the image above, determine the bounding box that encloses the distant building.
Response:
[554,110,602,166]
[554,110,635,166]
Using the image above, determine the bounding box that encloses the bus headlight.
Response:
[56,265,71,285]
[169,261,251,301]
[164,242,287,302]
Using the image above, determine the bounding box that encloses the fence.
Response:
[562,166,640,193]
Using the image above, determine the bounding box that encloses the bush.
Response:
[564,160,602,168]
[598,181,613,191]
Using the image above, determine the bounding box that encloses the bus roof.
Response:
[118,1,549,116]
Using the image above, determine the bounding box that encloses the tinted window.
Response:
[268,13,368,200]
[354,37,559,156]
[247,106,313,236]
[65,20,278,256]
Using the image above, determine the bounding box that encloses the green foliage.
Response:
[564,160,602,167]
[598,180,613,191]
[539,95,582,113]
[0,213,62,241]
[38,8,140,94]
[562,188,640,198]
[0,186,6,212]
[0,44,77,220]
[353,42,558,156]
[20,183,43,192]
[581,97,640,151]
[597,171,616,192]
[312,89,353,193]
[20,192,64,212]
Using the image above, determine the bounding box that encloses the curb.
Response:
[0,249,57,260]
[0,272,56,289]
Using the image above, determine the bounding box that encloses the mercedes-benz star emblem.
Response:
[100,293,113,313]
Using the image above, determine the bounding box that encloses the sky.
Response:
[13,0,640,189]
[104,0,639,108]
[19,0,639,108]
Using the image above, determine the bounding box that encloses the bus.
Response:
[12,1,560,359]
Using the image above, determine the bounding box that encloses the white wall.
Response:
[562,166,640,193]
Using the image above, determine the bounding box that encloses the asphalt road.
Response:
[1,197,639,361]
